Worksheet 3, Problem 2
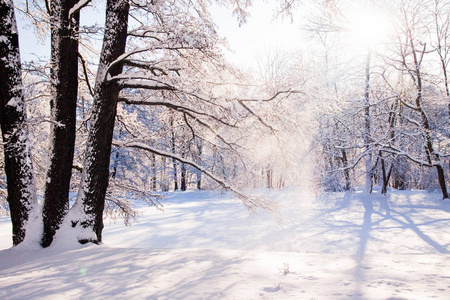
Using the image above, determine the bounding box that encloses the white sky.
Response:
[16,1,396,69]
[17,19,50,61]
[17,1,306,69]
[211,2,306,69]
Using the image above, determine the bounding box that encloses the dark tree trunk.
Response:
[180,163,187,191]
[363,50,373,195]
[392,157,407,190]
[170,118,178,191]
[0,0,36,246]
[197,176,201,190]
[341,149,351,191]
[436,164,448,199]
[173,161,178,191]
[196,138,202,190]
[381,99,398,195]
[151,153,157,190]
[75,0,129,243]
[41,0,80,248]
[180,145,187,191]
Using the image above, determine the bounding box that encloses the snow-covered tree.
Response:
[2,0,298,246]
[0,0,37,245]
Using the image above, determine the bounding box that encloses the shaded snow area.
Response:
[1,188,450,299]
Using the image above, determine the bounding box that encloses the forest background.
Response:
[1,0,450,248]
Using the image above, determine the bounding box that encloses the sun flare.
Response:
[346,6,392,48]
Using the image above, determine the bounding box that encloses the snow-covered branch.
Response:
[114,141,274,211]
[118,97,238,127]
[69,0,92,18]
[237,89,304,102]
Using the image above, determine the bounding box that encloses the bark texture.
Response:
[76,0,129,243]
[0,0,36,245]
[363,50,373,196]
[41,0,80,248]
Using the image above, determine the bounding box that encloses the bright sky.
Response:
[16,1,393,69]
[17,1,306,68]
[342,2,394,51]
[211,2,305,69]
[18,18,50,62]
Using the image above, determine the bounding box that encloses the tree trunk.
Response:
[409,37,449,199]
[436,164,448,199]
[381,157,393,195]
[363,50,373,196]
[170,118,178,191]
[341,149,351,191]
[151,153,157,190]
[0,0,37,246]
[41,0,80,248]
[196,138,202,190]
[266,167,273,189]
[162,157,169,191]
[73,0,129,243]
[180,163,187,191]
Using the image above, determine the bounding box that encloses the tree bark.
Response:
[195,138,202,190]
[436,164,447,197]
[381,156,393,195]
[363,50,373,196]
[0,0,36,246]
[170,118,178,191]
[341,149,351,191]
[41,0,80,248]
[180,162,187,191]
[74,0,129,243]
[151,153,157,190]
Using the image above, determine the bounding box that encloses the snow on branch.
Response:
[114,141,275,212]
[69,0,92,18]
[115,77,176,91]
[374,143,435,167]
[124,59,180,76]
[118,97,238,128]
[237,99,277,134]
[237,89,304,102]
[182,111,244,151]
[236,89,304,133]
[106,44,202,81]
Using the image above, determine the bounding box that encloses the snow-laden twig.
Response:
[237,89,304,102]
[118,97,238,127]
[113,141,276,212]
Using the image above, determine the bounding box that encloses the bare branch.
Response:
[78,53,94,97]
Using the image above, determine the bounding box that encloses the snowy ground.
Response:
[1,188,450,299]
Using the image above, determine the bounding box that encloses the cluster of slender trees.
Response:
[309,0,450,199]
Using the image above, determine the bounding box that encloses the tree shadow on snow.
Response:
[344,190,450,296]
[0,246,249,299]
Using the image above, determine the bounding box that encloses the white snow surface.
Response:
[1,188,450,299]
